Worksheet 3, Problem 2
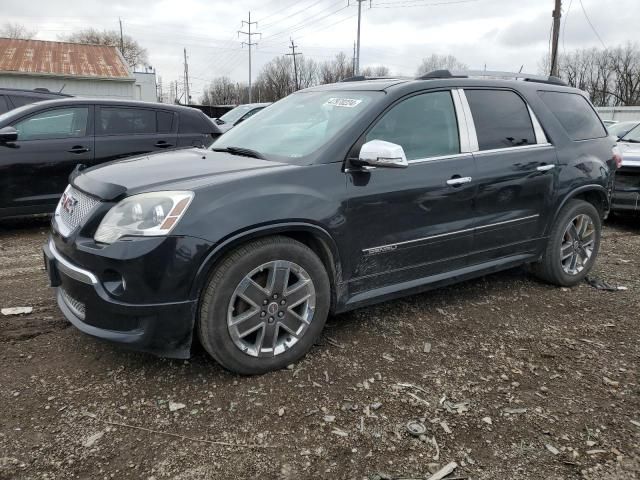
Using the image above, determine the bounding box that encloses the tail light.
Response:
[612,145,623,169]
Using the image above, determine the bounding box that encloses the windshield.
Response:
[609,121,639,138]
[219,105,255,124]
[213,91,381,161]
[621,124,640,143]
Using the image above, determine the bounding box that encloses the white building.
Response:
[0,38,156,101]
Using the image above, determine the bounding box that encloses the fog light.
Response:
[103,269,126,296]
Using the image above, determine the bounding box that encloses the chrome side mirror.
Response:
[358,140,408,169]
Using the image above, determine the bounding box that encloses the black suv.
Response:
[0,98,218,219]
[0,87,72,114]
[43,71,619,374]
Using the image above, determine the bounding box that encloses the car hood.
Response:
[72,148,289,201]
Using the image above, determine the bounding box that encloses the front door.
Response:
[0,105,94,215]
[462,88,557,262]
[344,90,477,297]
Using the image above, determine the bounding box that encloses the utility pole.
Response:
[183,48,190,105]
[238,11,261,103]
[118,18,124,54]
[352,41,357,76]
[550,0,562,77]
[286,38,302,91]
[354,0,370,75]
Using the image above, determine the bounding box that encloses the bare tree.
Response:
[63,28,148,69]
[0,22,36,39]
[201,77,239,105]
[254,55,319,102]
[416,54,467,75]
[318,52,354,84]
[540,43,640,106]
[361,65,391,77]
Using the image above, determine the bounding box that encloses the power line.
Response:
[371,0,480,7]
[578,0,606,49]
[260,0,326,30]
[562,0,573,54]
[260,1,347,45]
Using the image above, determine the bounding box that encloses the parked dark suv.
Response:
[0,98,218,219]
[0,87,71,114]
[43,71,619,374]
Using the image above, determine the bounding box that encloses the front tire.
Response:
[531,199,602,286]
[197,236,330,375]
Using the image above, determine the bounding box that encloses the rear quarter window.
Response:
[538,91,607,141]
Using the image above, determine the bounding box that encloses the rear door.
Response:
[0,105,94,214]
[462,88,557,262]
[93,105,178,164]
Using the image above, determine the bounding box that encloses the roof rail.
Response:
[416,69,567,86]
[340,75,403,82]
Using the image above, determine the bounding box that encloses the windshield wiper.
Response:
[212,146,265,159]
[623,138,640,143]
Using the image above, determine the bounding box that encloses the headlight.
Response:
[94,191,194,244]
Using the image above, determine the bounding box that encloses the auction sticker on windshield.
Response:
[325,98,363,108]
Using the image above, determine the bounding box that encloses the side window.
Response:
[465,90,536,150]
[366,91,460,160]
[14,107,89,141]
[98,107,155,135]
[157,111,174,133]
[538,91,607,141]
[0,95,9,114]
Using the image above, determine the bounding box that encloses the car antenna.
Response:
[58,84,66,93]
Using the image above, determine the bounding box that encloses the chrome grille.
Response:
[60,289,86,320]
[56,186,100,237]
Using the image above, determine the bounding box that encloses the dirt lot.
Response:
[1,216,639,480]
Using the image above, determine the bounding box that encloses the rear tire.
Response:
[197,236,330,375]
[531,199,601,286]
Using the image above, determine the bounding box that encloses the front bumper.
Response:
[43,238,199,359]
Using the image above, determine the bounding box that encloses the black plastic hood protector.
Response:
[71,166,127,201]
[68,148,288,201]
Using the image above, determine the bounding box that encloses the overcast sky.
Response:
[4,0,639,101]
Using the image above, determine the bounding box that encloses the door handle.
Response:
[68,146,90,154]
[447,176,473,186]
[155,141,173,148]
[537,164,555,172]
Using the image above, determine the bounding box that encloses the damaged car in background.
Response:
[612,149,640,215]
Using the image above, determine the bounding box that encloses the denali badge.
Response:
[363,245,398,256]
[61,192,78,216]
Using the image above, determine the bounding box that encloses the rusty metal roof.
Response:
[0,38,132,80]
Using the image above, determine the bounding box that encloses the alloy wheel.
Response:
[560,214,596,275]
[227,260,316,357]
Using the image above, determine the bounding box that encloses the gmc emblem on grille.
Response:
[61,193,78,215]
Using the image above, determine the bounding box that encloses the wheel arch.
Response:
[549,185,610,234]
[190,222,344,313]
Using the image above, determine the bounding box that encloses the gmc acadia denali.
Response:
[43,70,619,374]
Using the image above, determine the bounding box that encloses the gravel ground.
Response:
[0,216,639,480]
